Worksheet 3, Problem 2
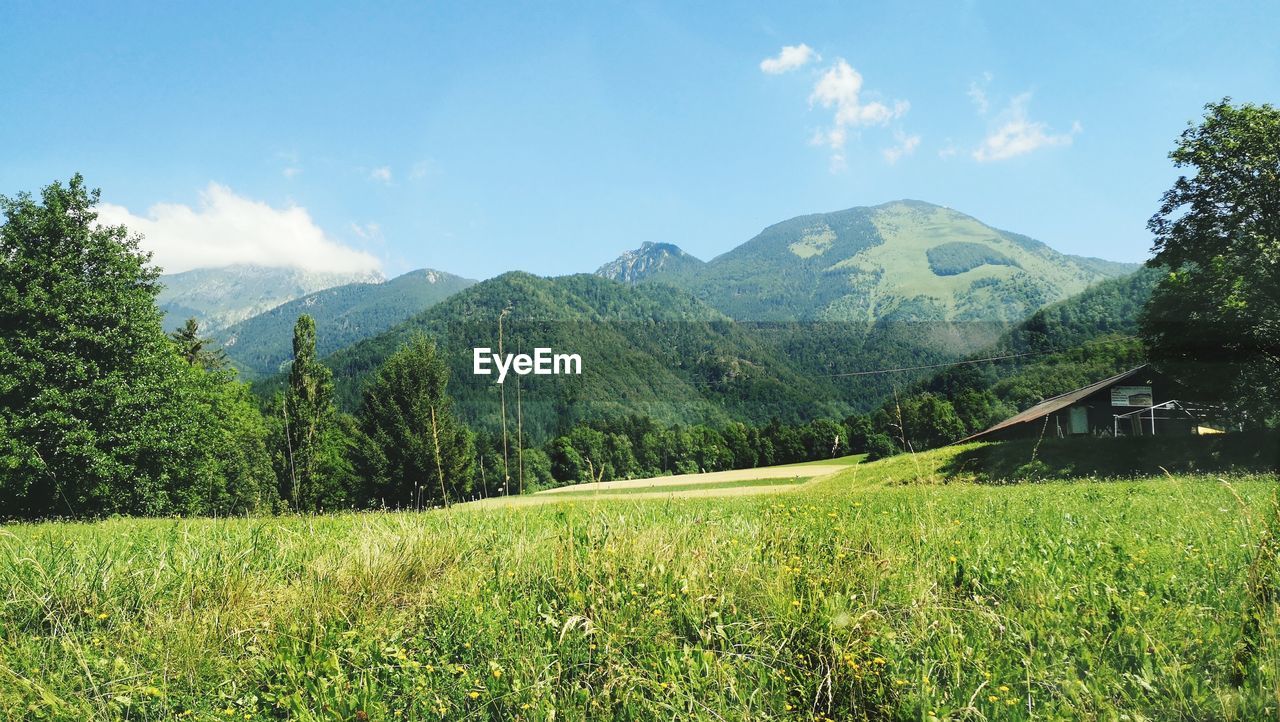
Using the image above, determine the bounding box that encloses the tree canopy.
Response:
[0,175,275,518]
[1140,99,1280,424]
[355,333,474,508]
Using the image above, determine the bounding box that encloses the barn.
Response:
[959,364,1220,443]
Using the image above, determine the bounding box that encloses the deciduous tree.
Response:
[1141,99,1280,423]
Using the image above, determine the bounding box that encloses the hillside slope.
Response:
[660,200,1137,325]
[315,273,855,443]
[157,265,382,331]
[595,242,705,283]
[217,268,474,378]
[915,265,1162,426]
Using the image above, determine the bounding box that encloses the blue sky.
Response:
[3,1,1276,279]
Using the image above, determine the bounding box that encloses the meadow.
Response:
[1,445,1277,721]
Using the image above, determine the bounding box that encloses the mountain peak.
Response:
[595,242,704,284]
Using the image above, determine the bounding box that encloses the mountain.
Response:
[157,265,383,331]
[595,242,705,283]
[915,265,1162,422]
[306,272,855,444]
[655,200,1139,325]
[216,268,475,378]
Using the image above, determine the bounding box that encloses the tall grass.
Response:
[1,446,1277,720]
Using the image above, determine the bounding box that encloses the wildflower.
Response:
[998,685,1009,692]
[469,691,481,699]
[987,695,999,702]
[791,600,801,607]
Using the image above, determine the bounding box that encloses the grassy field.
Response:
[2,445,1278,720]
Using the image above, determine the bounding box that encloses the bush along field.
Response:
[1,445,1278,721]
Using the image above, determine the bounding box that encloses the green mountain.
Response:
[916,265,1162,424]
[311,272,855,444]
[658,200,1138,326]
[217,268,475,378]
[595,242,705,283]
[157,265,383,331]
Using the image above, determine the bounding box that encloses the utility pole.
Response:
[498,304,512,494]
[516,375,524,495]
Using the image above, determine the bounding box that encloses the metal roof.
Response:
[956,364,1151,443]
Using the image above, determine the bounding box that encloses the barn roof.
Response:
[956,364,1151,444]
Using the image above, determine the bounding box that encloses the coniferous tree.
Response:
[355,333,474,507]
[282,314,353,511]
[170,317,229,370]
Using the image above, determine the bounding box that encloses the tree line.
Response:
[0,176,867,518]
[2,99,1275,518]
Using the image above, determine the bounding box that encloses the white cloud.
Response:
[973,93,1080,162]
[803,59,908,170]
[349,221,382,241]
[282,166,302,179]
[94,183,382,275]
[760,43,820,74]
[370,166,392,184]
[967,72,992,114]
[882,131,921,164]
[937,141,959,160]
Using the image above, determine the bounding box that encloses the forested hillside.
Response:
[217,268,474,378]
[312,273,858,444]
[863,266,1162,452]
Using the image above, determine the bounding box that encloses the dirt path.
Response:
[460,460,859,509]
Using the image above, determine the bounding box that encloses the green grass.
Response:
[538,476,809,498]
[1,445,1278,720]
[774,454,866,468]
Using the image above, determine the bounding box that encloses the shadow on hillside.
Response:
[943,430,1280,483]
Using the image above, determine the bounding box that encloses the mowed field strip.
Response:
[465,456,862,507]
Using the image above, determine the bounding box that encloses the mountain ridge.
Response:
[216,267,475,378]
[157,264,383,331]
[644,200,1139,324]
[595,242,705,283]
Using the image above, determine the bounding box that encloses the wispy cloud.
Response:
[882,130,921,164]
[973,93,1080,162]
[409,160,433,181]
[370,166,392,184]
[759,44,819,74]
[350,221,382,241]
[967,72,993,114]
[806,59,908,170]
[282,166,302,179]
[94,183,382,274]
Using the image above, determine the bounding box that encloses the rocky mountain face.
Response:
[594,242,705,284]
[157,265,383,331]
